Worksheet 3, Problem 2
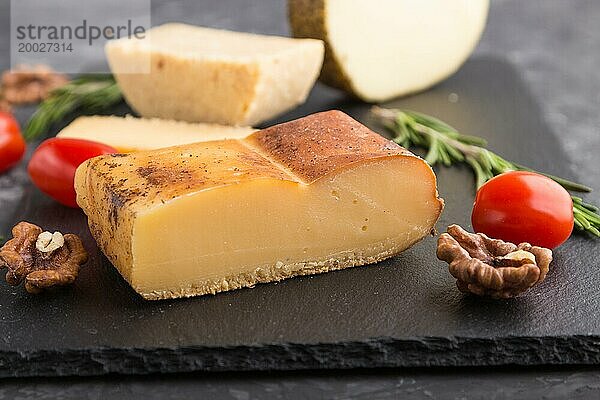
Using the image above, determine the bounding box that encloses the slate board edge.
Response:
[3,335,600,378]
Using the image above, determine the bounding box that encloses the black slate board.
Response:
[1,58,599,378]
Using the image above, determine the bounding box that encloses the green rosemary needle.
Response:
[371,106,600,238]
[24,75,123,141]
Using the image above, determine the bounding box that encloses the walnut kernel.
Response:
[0,65,68,106]
[0,221,88,294]
[437,224,553,299]
[36,231,66,254]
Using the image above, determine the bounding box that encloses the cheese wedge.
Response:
[289,0,489,101]
[105,23,325,126]
[75,111,443,300]
[57,115,255,152]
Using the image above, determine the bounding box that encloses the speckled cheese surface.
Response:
[75,111,442,300]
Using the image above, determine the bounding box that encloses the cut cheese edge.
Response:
[289,0,489,101]
[56,115,255,152]
[105,23,324,125]
[75,111,443,300]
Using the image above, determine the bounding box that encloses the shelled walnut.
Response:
[437,224,553,299]
[0,221,88,294]
[0,65,68,106]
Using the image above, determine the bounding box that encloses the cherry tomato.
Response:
[0,112,26,174]
[28,138,117,207]
[471,171,574,249]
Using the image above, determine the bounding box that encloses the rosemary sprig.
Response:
[371,106,600,238]
[24,75,123,141]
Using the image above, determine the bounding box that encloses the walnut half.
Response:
[437,224,553,299]
[1,65,68,105]
[0,221,88,294]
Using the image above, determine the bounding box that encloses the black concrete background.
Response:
[1,367,600,400]
[1,0,600,398]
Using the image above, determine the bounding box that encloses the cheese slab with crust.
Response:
[75,111,443,300]
[105,23,324,126]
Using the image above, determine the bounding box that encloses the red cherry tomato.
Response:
[471,171,574,249]
[0,112,26,174]
[28,138,117,207]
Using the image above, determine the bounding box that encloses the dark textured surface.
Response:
[1,0,600,397]
[3,336,600,378]
[1,55,599,379]
[2,367,600,400]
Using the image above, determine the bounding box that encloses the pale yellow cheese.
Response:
[290,0,489,101]
[105,23,324,125]
[56,115,255,152]
[75,111,443,300]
